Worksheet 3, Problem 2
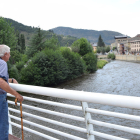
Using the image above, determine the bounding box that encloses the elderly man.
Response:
[0,44,23,140]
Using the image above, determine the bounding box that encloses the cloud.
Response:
[121,0,139,4]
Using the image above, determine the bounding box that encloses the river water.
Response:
[10,60,140,140]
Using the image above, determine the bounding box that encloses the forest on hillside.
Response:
[4,18,126,46]
[52,26,126,45]
[5,18,79,47]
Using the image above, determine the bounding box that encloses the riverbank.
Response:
[116,55,140,63]
[97,59,108,69]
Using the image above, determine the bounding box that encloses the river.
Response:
[10,60,140,140]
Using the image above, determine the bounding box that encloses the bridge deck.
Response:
[9,134,21,140]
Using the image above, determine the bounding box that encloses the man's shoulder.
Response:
[0,59,7,67]
[0,59,6,64]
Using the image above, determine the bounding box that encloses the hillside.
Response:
[52,27,125,45]
[4,18,78,46]
[4,18,126,46]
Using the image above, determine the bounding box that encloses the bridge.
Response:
[8,83,140,140]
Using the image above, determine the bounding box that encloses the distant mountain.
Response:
[52,27,125,45]
[4,18,78,46]
[5,18,39,33]
[4,18,126,46]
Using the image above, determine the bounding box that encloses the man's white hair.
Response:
[0,44,10,57]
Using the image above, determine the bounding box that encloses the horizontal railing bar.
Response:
[7,93,82,111]
[9,114,86,140]
[89,130,129,140]
[8,107,87,133]
[9,83,140,109]
[88,119,140,135]
[9,121,59,140]
[8,101,85,122]
[86,108,140,122]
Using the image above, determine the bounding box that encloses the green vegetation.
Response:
[113,47,117,51]
[26,28,46,58]
[5,18,126,46]
[72,38,93,56]
[60,48,86,80]
[21,50,69,86]
[97,60,108,69]
[97,35,105,47]
[2,17,113,85]
[0,17,17,50]
[96,46,110,54]
[4,18,78,47]
[1,17,107,87]
[53,27,126,45]
[83,53,97,72]
[107,53,116,60]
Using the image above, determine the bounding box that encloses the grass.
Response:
[97,60,108,69]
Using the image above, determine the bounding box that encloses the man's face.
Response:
[4,52,11,62]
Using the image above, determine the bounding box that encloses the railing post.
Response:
[82,102,95,140]
[8,110,12,135]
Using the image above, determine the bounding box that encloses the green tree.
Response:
[72,38,93,56]
[15,30,20,46]
[8,66,20,81]
[97,47,101,53]
[105,46,110,52]
[9,50,21,64]
[102,47,105,54]
[113,47,117,51]
[71,40,80,53]
[97,35,105,47]
[0,17,17,50]
[83,53,97,72]
[107,53,116,60]
[27,28,46,58]
[21,49,69,86]
[45,36,59,50]
[20,34,25,53]
[61,48,86,80]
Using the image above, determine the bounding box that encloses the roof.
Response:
[114,36,127,39]
[128,40,140,43]
[92,43,97,47]
[135,34,140,37]
[128,36,140,42]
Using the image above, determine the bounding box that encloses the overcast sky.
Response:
[1,0,140,37]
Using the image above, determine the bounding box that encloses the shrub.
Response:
[72,38,93,56]
[21,49,69,86]
[113,47,117,51]
[71,40,80,53]
[45,36,60,50]
[9,66,20,81]
[107,53,116,60]
[61,48,86,80]
[16,61,25,71]
[83,53,97,72]
[105,46,110,52]
[97,60,108,69]
[10,50,21,64]
[21,54,28,63]
[97,47,101,53]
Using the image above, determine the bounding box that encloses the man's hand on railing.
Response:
[8,78,18,84]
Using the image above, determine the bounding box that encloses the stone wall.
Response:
[116,55,140,62]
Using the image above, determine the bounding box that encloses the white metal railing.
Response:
[8,83,140,140]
